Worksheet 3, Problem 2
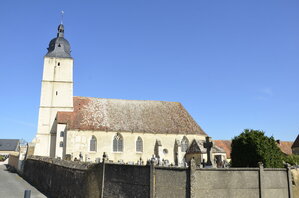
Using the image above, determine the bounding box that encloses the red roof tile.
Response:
[214,140,232,159]
[278,141,293,155]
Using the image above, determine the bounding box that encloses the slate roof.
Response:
[57,96,206,135]
[292,135,299,148]
[45,24,72,58]
[0,139,19,151]
[186,139,225,154]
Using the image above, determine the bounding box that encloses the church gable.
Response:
[57,96,206,135]
[186,139,203,154]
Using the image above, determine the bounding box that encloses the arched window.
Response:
[181,136,189,152]
[90,136,97,152]
[136,137,143,152]
[59,141,64,147]
[113,133,123,152]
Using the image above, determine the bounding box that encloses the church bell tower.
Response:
[34,24,74,156]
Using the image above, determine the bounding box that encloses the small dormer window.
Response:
[58,44,61,47]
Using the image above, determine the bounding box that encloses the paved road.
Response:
[0,165,46,198]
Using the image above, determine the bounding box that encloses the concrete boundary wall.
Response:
[191,166,292,198]
[22,156,293,198]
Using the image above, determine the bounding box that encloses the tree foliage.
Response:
[231,129,284,168]
[284,154,299,166]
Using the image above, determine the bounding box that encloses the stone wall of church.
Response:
[66,130,205,165]
[34,57,74,157]
[22,156,293,198]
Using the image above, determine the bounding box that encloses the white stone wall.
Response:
[34,57,73,156]
[55,124,67,158]
[65,130,205,164]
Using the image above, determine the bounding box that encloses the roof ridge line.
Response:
[73,96,180,103]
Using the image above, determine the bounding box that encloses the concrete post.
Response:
[285,163,293,198]
[24,190,31,198]
[150,161,155,198]
[100,152,107,198]
[189,158,196,198]
[258,162,264,198]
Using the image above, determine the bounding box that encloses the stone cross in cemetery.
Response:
[203,136,213,167]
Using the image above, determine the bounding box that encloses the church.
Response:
[33,23,226,166]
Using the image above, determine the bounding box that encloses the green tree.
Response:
[231,129,284,168]
[284,154,299,166]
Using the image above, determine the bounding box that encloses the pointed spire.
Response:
[61,10,64,24]
[57,11,65,37]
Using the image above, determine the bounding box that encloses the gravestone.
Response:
[64,154,71,161]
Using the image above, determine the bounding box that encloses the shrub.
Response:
[231,129,284,168]
[284,154,299,166]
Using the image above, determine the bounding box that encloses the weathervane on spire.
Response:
[61,10,64,24]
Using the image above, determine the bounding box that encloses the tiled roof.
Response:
[57,96,207,135]
[292,135,299,148]
[214,140,232,159]
[0,139,19,151]
[278,141,293,155]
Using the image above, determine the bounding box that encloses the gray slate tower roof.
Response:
[45,24,72,58]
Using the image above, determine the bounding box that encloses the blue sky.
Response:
[0,1,298,142]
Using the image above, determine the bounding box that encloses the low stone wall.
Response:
[8,153,19,171]
[23,156,94,198]
[103,163,150,197]
[22,156,293,198]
